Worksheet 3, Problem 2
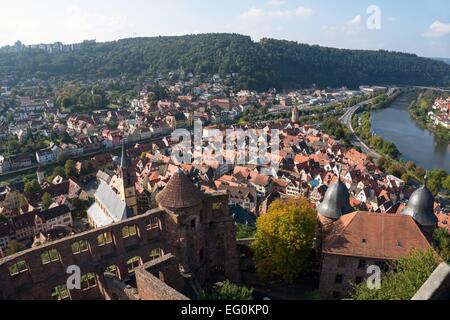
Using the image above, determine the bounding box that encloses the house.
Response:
[11,213,36,242]
[318,182,437,299]
[34,205,73,234]
[36,148,55,164]
[0,221,12,254]
[7,154,33,170]
[250,174,273,198]
[219,185,257,212]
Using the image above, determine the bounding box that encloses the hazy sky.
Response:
[0,0,449,57]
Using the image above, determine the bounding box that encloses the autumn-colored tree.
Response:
[252,197,318,283]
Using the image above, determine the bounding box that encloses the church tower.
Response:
[118,142,139,216]
[291,106,299,123]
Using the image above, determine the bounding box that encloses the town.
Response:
[0,70,449,300]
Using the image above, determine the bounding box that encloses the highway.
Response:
[339,87,399,160]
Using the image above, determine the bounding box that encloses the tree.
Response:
[433,228,450,263]
[236,224,256,240]
[6,112,14,123]
[24,180,40,194]
[200,281,254,300]
[252,197,318,283]
[19,194,28,207]
[53,166,66,178]
[6,240,26,256]
[405,160,415,172]
[57,152,67,165]
[41,192,52,210]
[8,139,21,154]
[427,169,448,195]
[64,160,77,178]
[443,176,450,193]
[352,249,439,300]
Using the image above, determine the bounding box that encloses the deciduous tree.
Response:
[252,197,317,283]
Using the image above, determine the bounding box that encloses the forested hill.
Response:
[1,33,449,90]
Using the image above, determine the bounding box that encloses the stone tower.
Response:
[118,142,139,216]
[156,169,240,284]
[291,106,299,123]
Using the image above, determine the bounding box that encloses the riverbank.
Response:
[408,90,450,143]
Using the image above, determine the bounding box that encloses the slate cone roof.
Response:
[156,169,203,209]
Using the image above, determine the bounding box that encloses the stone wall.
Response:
[135,254,188,300]
[0,208,167,300]
[319,253,388,299]
[0,192,241,300]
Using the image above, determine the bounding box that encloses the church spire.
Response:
[120,141,132,168]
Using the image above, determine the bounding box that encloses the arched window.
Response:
[149,248,163,261]
[81,273,97,291]
[106,265,121,279]
[41,249,60,265]
[72,240,89,255]
[51,284,70,300]
[97,232,113,246]
[8,260,28,276]
[126,256,142,274]
[122,225,138,239]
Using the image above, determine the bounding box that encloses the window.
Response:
[41,249,60,265]
[358,260,367,270]
[106,265,120,279]
[81,273,97,291]
[190,219,196,230]
[51,285,70,300]
[335,274,343,284]
[72,240,89,255]
[127,256,142,274]
[199,249,204,261]
[97,232,113,246]
[147,216,159,230]
[122,225,138,239]
[8,260,28,276]
[150,248,162,261]
[212,202,222,210]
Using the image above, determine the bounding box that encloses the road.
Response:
[412,86,450,93]
[339,87,399,160]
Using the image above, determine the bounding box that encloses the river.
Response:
[371,93,450,173]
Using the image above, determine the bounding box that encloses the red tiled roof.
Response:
[323,211,433,260]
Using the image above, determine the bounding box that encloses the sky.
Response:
[0,0,449,58]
